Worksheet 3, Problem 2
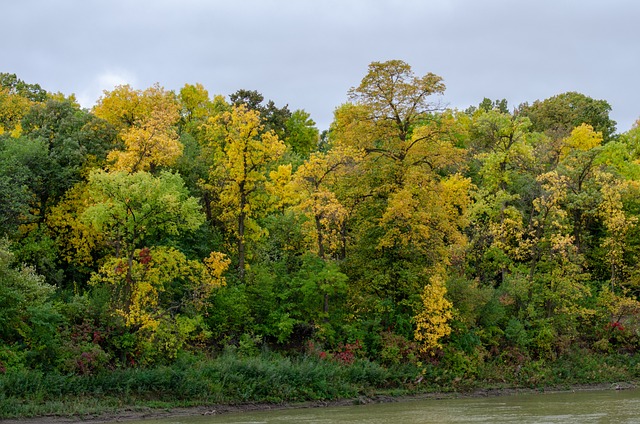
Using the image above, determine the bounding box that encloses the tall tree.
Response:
[284,109,319,158]
[331,61,469,333]
[203,104,286,280]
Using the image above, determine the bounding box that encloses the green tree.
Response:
[0,73,47,102]
[465,109,536,286]
[284,109,319,158]
[0,240,61,369]
[229,89,292,140]
[82,170,204,277]
[518,91,616,143]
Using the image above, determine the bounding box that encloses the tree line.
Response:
[1,60,639,374]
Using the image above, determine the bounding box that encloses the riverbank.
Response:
[1,382,637,424]
[1,349,639,422]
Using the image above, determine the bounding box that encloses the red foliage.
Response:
[609,321,625,332]
[138,247,152,265]
[332,340,363,365]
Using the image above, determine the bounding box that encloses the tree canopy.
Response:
[1,62,639,378]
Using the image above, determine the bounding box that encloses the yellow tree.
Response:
[179,83,213,128]
[203,104,286,279]
[291,147,361,259]
[89,247,228,331]
[596,171,637,288]
[330,60,470,332]
[93,84,183,173]
[46,183,107,271]
[0,87,31,137]
[414,273,453,355]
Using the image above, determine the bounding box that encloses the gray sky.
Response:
[3,0,639,132]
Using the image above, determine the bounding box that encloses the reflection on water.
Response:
[126,388,640,424]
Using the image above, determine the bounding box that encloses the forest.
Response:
[1,60,640,411]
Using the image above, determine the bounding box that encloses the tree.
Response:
[45,183,108,283]
[596,172,637,288]
[291,147,360,259]
[555,124,604,253]
[93,84,183,173]
[22,97,117,169]
[81,170,215,340]
[18,98,117,222]
[0,136,49,232]
[178,83,213,130]
[330,61,469,335]
[89,246,228,331]
[0,239,61,369]
[518,91,616,143]
[82,170,204,278]
[288,147,359,318]
[347,59,445,143]
[284,109,319,158]
[414,274,453,355]
[203,104,286,280]
[465,109,536,286]
[229,89,292,139]
[0,73,47,102]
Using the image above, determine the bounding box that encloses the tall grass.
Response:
[0,351,399,418]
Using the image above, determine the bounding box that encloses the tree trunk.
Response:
[237,186,247,281]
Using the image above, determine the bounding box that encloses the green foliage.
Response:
[518,91,617,142]
[0,73,47,102]
[0,241,55,341]
[284,109,319,157]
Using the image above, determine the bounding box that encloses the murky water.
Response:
[129,388,640,423]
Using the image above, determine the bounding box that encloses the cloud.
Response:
[76,69,138,109]
[2,0,639,131]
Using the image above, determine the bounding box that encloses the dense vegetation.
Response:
[1,61,640,415]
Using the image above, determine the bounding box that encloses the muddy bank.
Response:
[2,382,635,424]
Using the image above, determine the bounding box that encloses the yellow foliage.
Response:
[46,183,106,267]
[414,274,453,355]
[267,164,294,210]
[291,147,361,257]
[10,123,22,138]
[197,251,231,308]
[94,84,183,172]
[378,173,471,263]
[596,172,637,286]
[559,123,602,161]
[598,286,640,323]
[90,247,228,330]
[0,87,32,133]
[203,104,286,246]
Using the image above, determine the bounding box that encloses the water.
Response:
[127,388,640,424]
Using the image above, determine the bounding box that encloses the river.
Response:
[126,388,640,423]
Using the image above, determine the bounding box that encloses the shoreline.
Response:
[2,382,635,424]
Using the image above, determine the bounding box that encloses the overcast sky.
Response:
[3,0,639,132]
